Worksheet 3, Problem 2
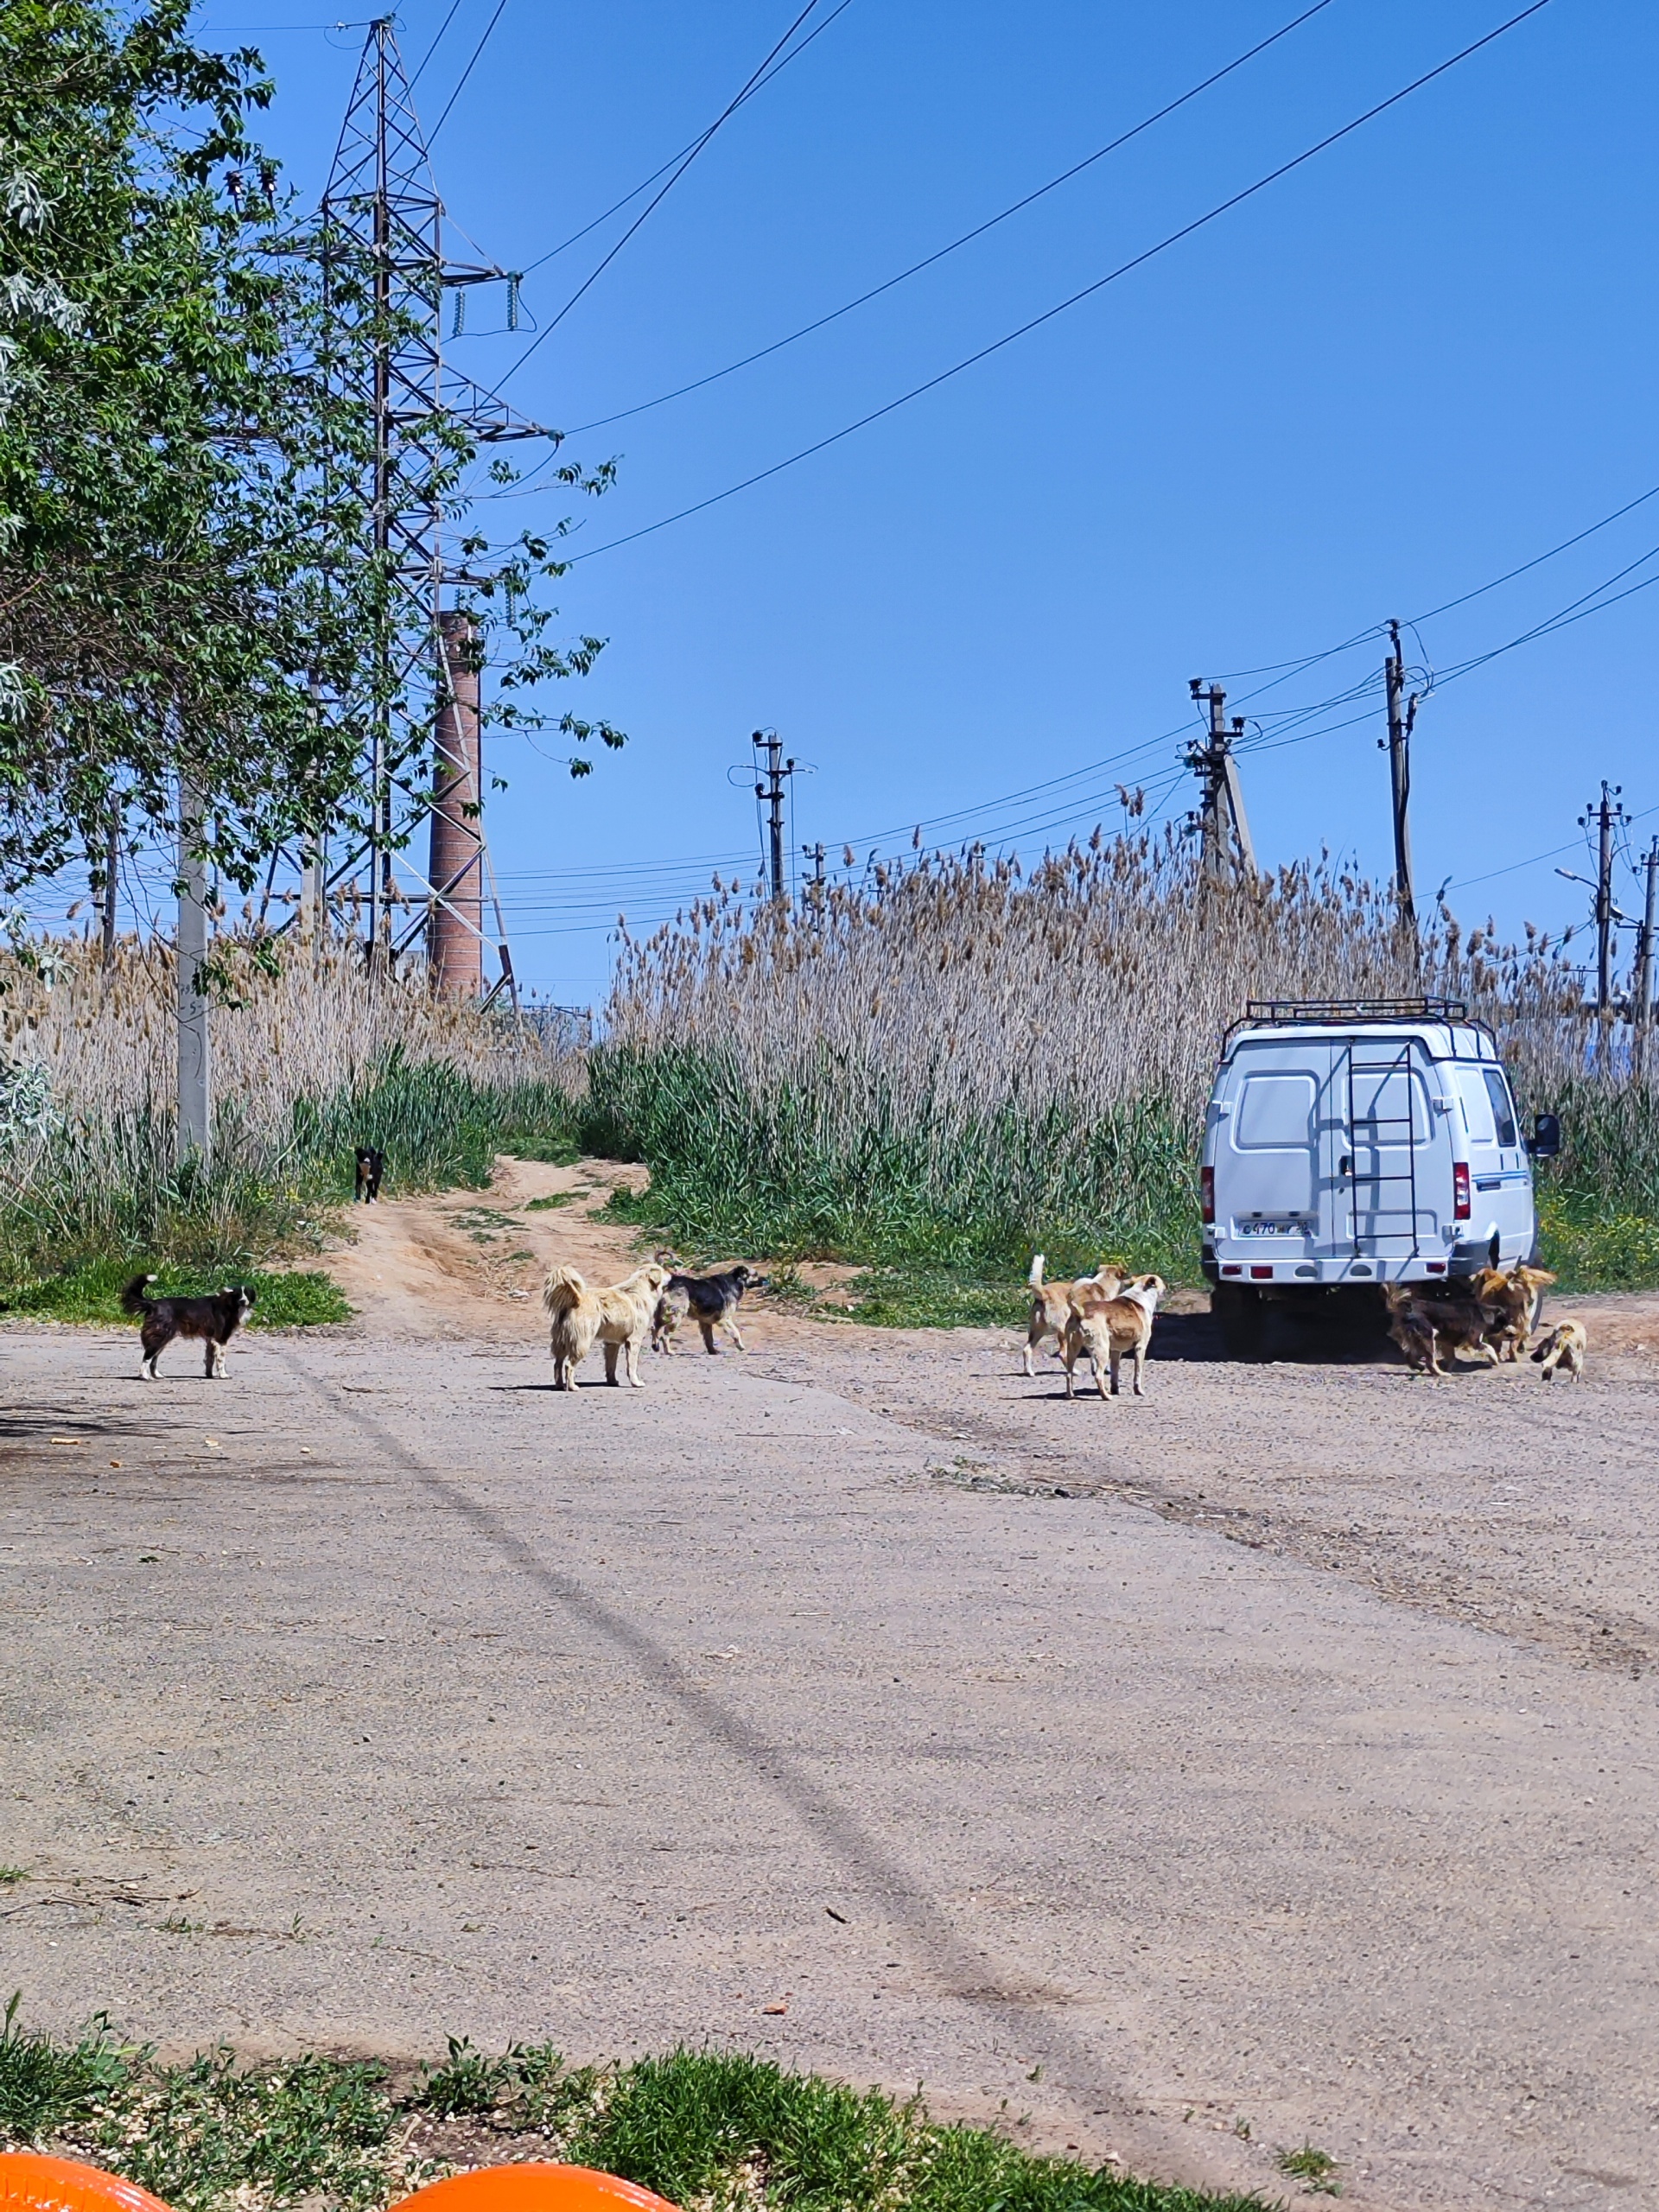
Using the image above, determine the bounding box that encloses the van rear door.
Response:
[1450,1062,1534,1264]
[1337,1039,1435,1259]
[1222,1044,1342,1252]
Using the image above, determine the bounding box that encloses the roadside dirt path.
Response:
[3,1166,1656,2212]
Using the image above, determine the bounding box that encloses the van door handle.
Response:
[1338,1154,1352,1178]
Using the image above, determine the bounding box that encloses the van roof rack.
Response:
[1227,995,1470,1043]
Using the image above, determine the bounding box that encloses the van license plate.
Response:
[1235,1218,1303,1236]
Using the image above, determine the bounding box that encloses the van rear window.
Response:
[1235,1071,1317,1148]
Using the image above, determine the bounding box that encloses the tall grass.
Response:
[595,833,1659,1291]
[0,939,581,1298]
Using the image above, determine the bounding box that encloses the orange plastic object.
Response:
[0,2156,175,2212]
[390,2167,680,2212]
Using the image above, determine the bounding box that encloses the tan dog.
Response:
[1467,1263,1556,1362]
[1531,1319,1586,1381]
[1060,1274,1166,1400]
[1384,1283,1504,1376]
[543,1261,671,1391]
[1023,1254,1124,1376]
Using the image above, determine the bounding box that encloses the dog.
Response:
[353,1146,385,1204]
[1023,1254,1124,1376]
[1384,1283,1505,1376]
[652,1262,756,1355]
[1465,1262,1556,1362]
[1059,1273,1166,1400]
[542,1261,671,1390]
[1531,1319,1586,1381]
[120,1274,256,1380]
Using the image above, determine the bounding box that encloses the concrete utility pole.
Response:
[428,609,485,998]
[1382,619,1419,933]
[1185,681,1255,883]
[1588,782,1624,1018]
[99,808,119,970]
[802,840,825,905]
[176,779,211,1165]
[753,728,797,905]
[1634,836,1659,1076]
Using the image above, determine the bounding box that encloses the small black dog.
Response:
[353,1146,385,1204]
[652,1262,757,1355]
[121,1274,257,1380]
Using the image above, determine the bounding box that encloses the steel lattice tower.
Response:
[319,16,547,1002]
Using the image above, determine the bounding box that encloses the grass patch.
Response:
[0,2019,1263,2212]
[0,1260,350,1327]
[1275,2142,1341,2195]
[524,1192,575,1211]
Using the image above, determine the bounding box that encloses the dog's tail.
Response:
[542,1265,588,1315]
[1027,1253,1046,1291]
[119,1273,156,1317]
[1382,1281,1413,1314]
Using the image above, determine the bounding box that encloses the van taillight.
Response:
[1452,1161,1471,1221]
[1201,1166,1215,1224]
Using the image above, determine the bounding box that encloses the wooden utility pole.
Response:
[1634,836,1658,1075]
[98,808,119,970]
[1185,681,1255,882]
[176,779,211,1164]
[1588,782,1624,1017]
[1383,620,1419,933]
[752,728,797,905]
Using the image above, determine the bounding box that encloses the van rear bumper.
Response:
[1201,1247,1496,1287]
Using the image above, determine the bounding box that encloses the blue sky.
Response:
[193,0,1656,1005]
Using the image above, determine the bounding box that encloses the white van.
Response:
[1200,998,1559,1352]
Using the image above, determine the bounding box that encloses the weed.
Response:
[0,1868,26,1885]
[524,1192,575,1211]
[0,2017,1265,2212]
[1277,2142,1341,2195]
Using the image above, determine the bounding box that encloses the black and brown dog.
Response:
[353,1146,385,1204]
[651,1261,757,1355]
[121,1274,257,1380]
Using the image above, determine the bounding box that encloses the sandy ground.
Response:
[3,1165,1658,2212]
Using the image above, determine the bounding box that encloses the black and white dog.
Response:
[353,1146,385,1204]
[652,1262,757,1355]
[121,1275,257,1380]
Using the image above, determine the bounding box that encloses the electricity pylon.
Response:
[316,16,548,1003]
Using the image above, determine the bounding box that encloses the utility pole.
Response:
[1382,619,1419,936]
[98,807,119,970]
[753,729,797,905]
[802,840,825,906]
[1634,836,1659,1075]
[176,779,211,1165]
[1185,681,1255,883]
[1586,781,1625,1018]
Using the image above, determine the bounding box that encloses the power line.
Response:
[498,0,841,389]
[563,0,1556,564]
[409,0,466,88]
[515,0,855,280]
[427,0,510,147]
[564,0,1340,437]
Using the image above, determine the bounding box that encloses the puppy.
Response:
[1060,1274,1166,1401]
[652,1262,755,1355]
[543,1261,671,1391]
[353,1146,385,1204]
[1384,1284,1503,1376]
[1466,1262,1556,1362]
[1531,1319,1586,1381]
[1023,1254,1124,1376]
[120,1274,256,1380]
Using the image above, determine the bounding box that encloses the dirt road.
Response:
[3,1166,1656,2212]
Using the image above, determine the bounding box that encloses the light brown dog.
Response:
[1384,1283,1505,1376]
[1531,1319,1586,1381]
[1060,1274,1166,1400]
[1023,1254,1124,1376]
[1467,1263,1556,1362]
[543,1261,672,1391]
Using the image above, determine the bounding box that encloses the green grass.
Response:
[0,2016,1264,2212]
[0,1261,351,1328]
[1275,2143,1340,2196]
[524,1192,575,1211]
[0,1052,581,1320]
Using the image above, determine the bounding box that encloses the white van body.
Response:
[1201,1000,1537,1295]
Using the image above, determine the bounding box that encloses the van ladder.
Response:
[1343,1041,1421,1259]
